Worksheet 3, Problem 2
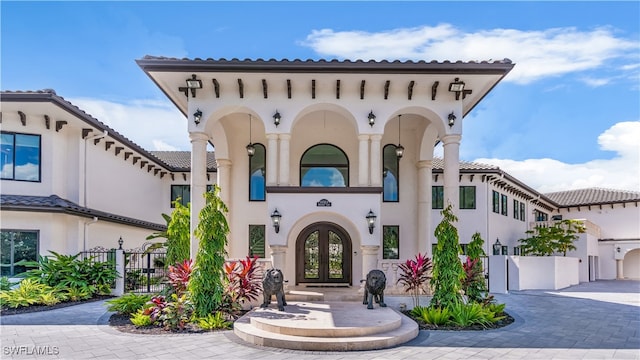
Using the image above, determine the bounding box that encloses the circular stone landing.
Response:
[233,301,419,351]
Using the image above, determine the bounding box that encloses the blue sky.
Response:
[2,1,639,192]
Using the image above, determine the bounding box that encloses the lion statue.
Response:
[362,269,387,309]
[261,268,287,311]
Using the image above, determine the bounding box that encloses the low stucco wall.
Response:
[508,256,579,290]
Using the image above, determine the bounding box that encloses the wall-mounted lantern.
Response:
[493,238,501,255]
[271,209,281,234]
[366,210,376,234]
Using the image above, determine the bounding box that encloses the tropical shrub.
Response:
[410,306,451,327]
[130,309,153,327]
[396,253,432,308]
[158,293,193,331]
[189,186,229,317]
[1,276,15,291]
[143,295,168,323]
[106,293,152,315]
[0,279,61,308]
[221,256,262,316]
[518,219,585,256]
[448,302,491,328]
[65,286,93,301]
[462,232,487,303]
[196,312,232,330]
[146,201,191,266]
[431,205,464,309]
[167,259,193,296]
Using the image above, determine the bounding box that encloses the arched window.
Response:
[300,144,348,187]
[383,144,399,202]
[249,143,265,201]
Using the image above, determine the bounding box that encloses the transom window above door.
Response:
[300,144,348,187]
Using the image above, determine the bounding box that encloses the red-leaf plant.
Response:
[396,252,433,308]
[167,259,194,296]
[461,257,485,303]
[222,256,263,316]
[143,295,168,323]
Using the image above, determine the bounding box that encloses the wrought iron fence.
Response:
[81,247,117,288]
[125,250,167,293]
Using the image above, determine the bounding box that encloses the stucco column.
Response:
[278,134,291,185]
[358,135,370,186]
[270,245,287,272]
[442,134,461,211]
[190,132,209,259]
[361,245,380,280]
[216,159,232,208]
[417,160,433,255]
[266,134,278,186]
[370,135,382,186]
[616,259,624,279]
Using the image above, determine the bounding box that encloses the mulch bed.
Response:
[403,310,515,331]
[108,313,211,334]
[0,295,114,316]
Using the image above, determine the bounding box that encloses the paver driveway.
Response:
[1,280,638,359]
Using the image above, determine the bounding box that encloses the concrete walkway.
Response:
[1,280,639,359]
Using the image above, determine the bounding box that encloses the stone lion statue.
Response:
[363,269,387,309]
[261,268,287,311]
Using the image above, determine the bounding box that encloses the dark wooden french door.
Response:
[296,222,351,285]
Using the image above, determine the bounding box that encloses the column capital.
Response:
[358,134,370,141]
[266,133,279,140]
[270,244,288,254]
[189,131,209,142]
[416,159,433,169]
[370,134,383,141]
[442,134,462,145]
[361,245,380,255]
[279,134,291,141]
[216,158,232,168]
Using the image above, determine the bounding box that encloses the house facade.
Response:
[1,57,638,285]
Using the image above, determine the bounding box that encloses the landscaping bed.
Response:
[0,295,114,316]
[403,309,515,331]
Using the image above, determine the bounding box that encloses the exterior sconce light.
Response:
[367,110,376,127]
[493,238,501,255]
[118,236,124,250]
[448,112,456,127]
[246,114,255,157]
[396,114,404,159]
[271,209,281,233]
[616,246,621,253]
[273,110,281,127]
[366,210,376,234]
[193,109,203,125]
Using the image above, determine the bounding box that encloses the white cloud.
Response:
[69,98,189,151]
[474,121,640,193]
[302,25,637,84]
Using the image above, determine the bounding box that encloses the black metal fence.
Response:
[125,250,167,293]
[81,248,117,289]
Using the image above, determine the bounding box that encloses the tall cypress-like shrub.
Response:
[145,200,190,267]
[463,232,487,303]
[189,186,229,317]
[430,204,464,308]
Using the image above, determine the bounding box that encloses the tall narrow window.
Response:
[383,145,399,202]
[492,191,500,213]
[300,144,348,187]
[459,186,476,209]
[501,194,508,216]
[1,132,41,182]
[513,199,519,219]
[1,230,38,276]
[520,202,525,222]
[249,144,266,201]
[432,186,444,209]
[248,225,265,258]
[382,226,399,259]
[171,185,190,207]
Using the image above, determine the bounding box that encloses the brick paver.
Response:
[1,280,639,359]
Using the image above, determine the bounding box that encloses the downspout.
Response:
[84,130,108,207]
[83,217,98,252]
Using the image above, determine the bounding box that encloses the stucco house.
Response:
[1,57,638,286]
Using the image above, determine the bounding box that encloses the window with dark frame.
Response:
[249,144,266,201]
[1,230,38,276]
[514,199,519,220]
[501,194,508,216]
[171,184,213,207]
[534,210,549,222]
[492,191,500,213]
[459,186,476,209]
[382,226,400,260]
[382,145,399,202]
[300,144,349,187]
[0,132,41,182]
[520,202,526,221]
[432,186,444,209]
[248,225,265,258]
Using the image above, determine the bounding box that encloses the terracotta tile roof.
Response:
[432,158,499,171]
[544,188,640,207]
[150,151,217,171]
[1,194,166,231]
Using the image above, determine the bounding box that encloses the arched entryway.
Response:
[296,222,352,285]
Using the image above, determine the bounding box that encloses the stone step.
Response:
[233,301,419,351]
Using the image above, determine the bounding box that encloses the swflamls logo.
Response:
[3,346,60,356]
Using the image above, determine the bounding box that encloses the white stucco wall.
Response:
[508,256,579,290]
